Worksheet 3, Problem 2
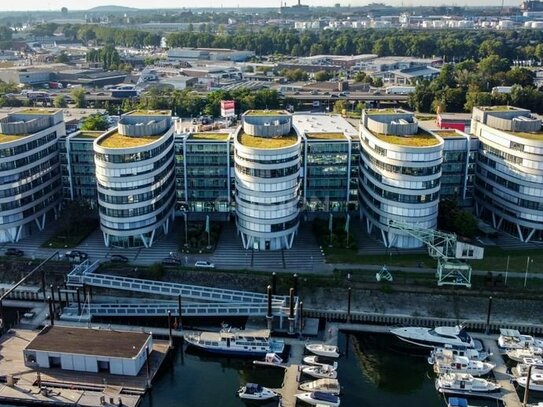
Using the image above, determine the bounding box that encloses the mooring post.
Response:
[177,294,183,330]
[485,296,493,335]
[168,310,172,347]
[347,287,352,323]
[50,284,56,314]
[266,285,273,331]
[293,273,298,297]
[523,364,533,407]
[271,272,277,295]
[288,288,295,335]
[47,296,54,326]
[145,345,151,388]
[76,287,81,315]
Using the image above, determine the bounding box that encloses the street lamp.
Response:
[524,256,533,288]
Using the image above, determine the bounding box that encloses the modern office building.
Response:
[234,110,301,250]
[358,109,443,248]
[59,130,101,208]
[0,108,65,243]
[93,110,176,248]
[472,106,543,242]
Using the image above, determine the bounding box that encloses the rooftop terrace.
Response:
[0,134,26,143]
[510,131,543,141]
[16,108,59,115]
[238,130,298,149]
[98,131,161,148]
[74,131,103,139]
[365,108,399,115]
[432,130,467,138]
[244,110,289,116]
[372,129,440,147]
[125,110,171,116]
[189,132,230,141]
[306,132,346,140]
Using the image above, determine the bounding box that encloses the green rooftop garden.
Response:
[481,105,516,112]
[16,108,58,115]
[126,110,171,116]
[373,130,440,147]
[238,131,297,149]
[75,131,103,139]
[365,109,399,115]
[433,130,466,138]
[306,132,346,140]
[244,110,289,116]
[510,131,543,141]
[189,132,230,141]
[0,134,26,143]
[99,131,161,148]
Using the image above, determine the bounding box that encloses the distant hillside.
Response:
[87,5,138,12]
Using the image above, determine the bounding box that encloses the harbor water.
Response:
[140,332,505,407]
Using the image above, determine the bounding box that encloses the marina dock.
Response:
[0,328,171,407]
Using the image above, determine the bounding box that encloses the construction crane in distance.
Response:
[387,220,484,288]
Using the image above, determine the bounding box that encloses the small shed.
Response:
[24,326,152,376]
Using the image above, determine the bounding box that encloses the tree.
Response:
[81,114,109,131]
[354,71,366,82]
[70,87,86,108]
[61,7,68,14]
[53,95,67,108]
[55,51,70,64]
[333,99,347,114]
[505,68,535,87]
[478,55,510,78]
[314,70,332,82]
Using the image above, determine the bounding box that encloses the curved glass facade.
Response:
[94,114,176,248]
[234,131,301,251]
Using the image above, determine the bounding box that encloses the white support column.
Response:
[525,228,536,243]
[496,216,504,229]
[491,213,497,229]
[15,225,23,242]
[103,232,110,247]
[140,234,149,248]
[289,232,295,249]
[41,213,47,230]
[35,218,42,231]
[516,224,525,242]
[148,230,156,248]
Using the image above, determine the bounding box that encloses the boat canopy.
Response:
[312,391,339,402]
[245,383,263,393]
[448,397,468,407]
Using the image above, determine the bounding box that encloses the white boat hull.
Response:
[296,392,340,407]
[305,344,340,358]
[517,375,543,392]
[299,379,341,395]
[302,366,338,379]
[238,386,277,400]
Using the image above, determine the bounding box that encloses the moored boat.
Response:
[238,383,277,400]
[512,357,543,377]
[302,365,338,379]
[303,355,338,370]
[390,325,480,350]
[299,378,341,395]
[517,373,543,392]
[435,373,501,394]
[305,343,340,358]
[296,391,340,407]
[429,345,490,363]
[185,328,284,357]
[498,328,543,350]
[506,346,543,363]
[432,354,494,376]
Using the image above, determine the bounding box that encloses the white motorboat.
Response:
[296,391,340,407]
[185,327,284,357]
[498,329,543,350]
[305,343,340,358]
[506,346,543,363]
[390,325,480,350]
[436,373,501,394]
[432,354,495,376]
[238,383,277,400]
[299,379,341,395]
[303,355,338,370]
[512,357,543,377]
[302,365,338,379]
[517,373,543,392]
[429,345,490,363]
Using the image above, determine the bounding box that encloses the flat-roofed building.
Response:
[0,108,65,243]
[472,106,543,242]
[24,326,152,376]
[359,109,443,248]
[94,110,176,248]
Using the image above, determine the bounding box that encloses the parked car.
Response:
[65,250,88,260]
[110,254,129,263]
[5,248,24,257]
[194,261,215,269]
[162,257,182,266]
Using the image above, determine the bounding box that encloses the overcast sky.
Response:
[0,0,520,11]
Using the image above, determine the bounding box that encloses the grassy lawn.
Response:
[325,246,543,273]
[42,220,98,248]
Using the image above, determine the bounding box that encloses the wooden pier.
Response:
[0,328,171,407]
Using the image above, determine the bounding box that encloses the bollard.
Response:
[47,296,54,326]
[347,287,352,323]
[485,296,493,335]
[266,285,273,331]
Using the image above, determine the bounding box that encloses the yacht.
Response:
[429,345,490,363]
[512,357,543,377]
[305,343,340,358]
[185,328,285,357]
[517,373,543,392]
[303,355,338,370]
[302,365,338,379]
[296,391,340,407]
[506,346,543,363]
[436,373,501,395]
[390,325,479,350]
[238,383,277,400]
[299,379,341,395]
[432,354,495,376]
[498,329,543,350]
